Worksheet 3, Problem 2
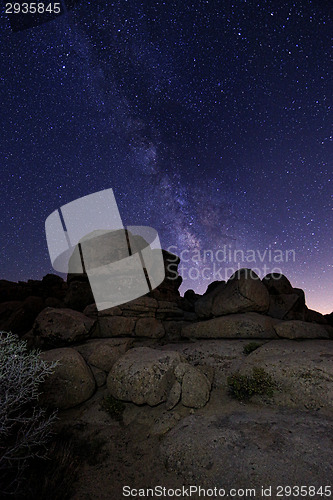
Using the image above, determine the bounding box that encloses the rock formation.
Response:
[0,247,332,413]
[2,247,333,497]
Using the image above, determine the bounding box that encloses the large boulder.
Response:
[107,347,184,406]
[64,280,94,312]
[262,273,294,294]
[305,308,328,324]
[240,339,333,411]
[163,320,189,342]
[119,297,157,317]
[33,307,94,348]
[156,301,184,320]
[211,269,269,316]
[149,250,182,302]
[135,318,165,338]
[94,316,135,338]
[285,287,307,320]
[182,312,278,339]
[274,320,329,339]
[83,303,99,319]
[40,348,96,409]
[262,274,308,321]
[73,338,133,372]
[160,409,333,489]
[176,363,211,408]
[266,293,301,320]
[194,282,226,318]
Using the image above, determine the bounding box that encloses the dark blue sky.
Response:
[0,0,332,312]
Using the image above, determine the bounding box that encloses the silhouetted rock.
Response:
[285,287,306,320]
[64,280,94,312]
[262,275,308,321]
[178,289,200,312]
[266,293,300,320]
[262,273,294,294]
[325,312,333,326]
[305,308,327,324]
[0,301,22,331]
[0,296,44,336]
[149,250,182,302]
[204,280,226,295]
[212,269,269,316]
[195,282,227,318]
[0,275,67,336]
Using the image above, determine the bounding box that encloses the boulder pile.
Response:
[0,250,332,411]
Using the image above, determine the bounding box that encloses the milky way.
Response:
[0,1,332,313]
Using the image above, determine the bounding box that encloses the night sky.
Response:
[0,1,332,313]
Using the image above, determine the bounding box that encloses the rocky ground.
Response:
[1,248,333,499]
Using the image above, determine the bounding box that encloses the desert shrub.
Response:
[227,367,276,401]
[101,394,125,422]
[243,342,262,355]
[0,331,58,497]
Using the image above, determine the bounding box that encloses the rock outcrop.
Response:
[1,247,331,418]
[211,269,269,316]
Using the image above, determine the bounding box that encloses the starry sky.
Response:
[0,0,332,313]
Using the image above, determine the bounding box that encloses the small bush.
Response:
[0,331,58,497]
[243,342,262,355]
[227,367,276,401]
[101,394,125,422]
